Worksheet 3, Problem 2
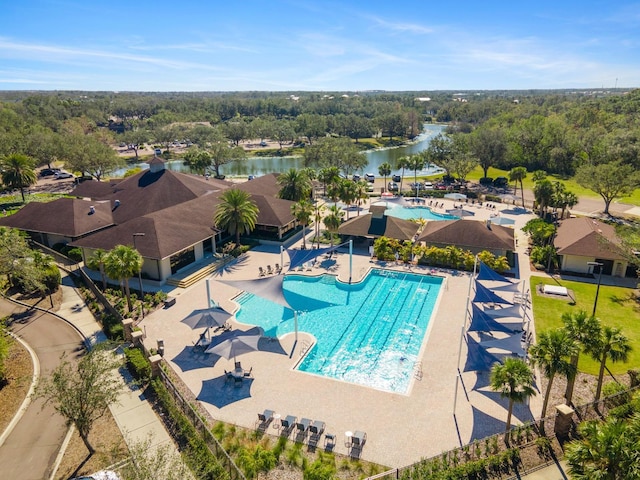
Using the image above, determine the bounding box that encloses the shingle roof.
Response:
[417,220,514,251]
[338,212,419,241]
[0,198,114,237]
[555,217,625,260]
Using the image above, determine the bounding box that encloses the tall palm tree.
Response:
[529,328,577,431]
[407,154,426,193]
[354,181,369,216]
[566,416,639,480]
[562,311,601,405]
[396,156,411,193]
[104,245,143,313]
[378,162,392,191]
[592,326,631,402]
[1,153,37,202]
[318,166,341,197]
[313,203,325,249]
[338,179,357,220]
[508,166,527,208]
[291,199,313,250]
[214,188,259,247]
[277,168,312,201]
[490,357,536,445]
[86,248,109,290]
[323,204,343,248]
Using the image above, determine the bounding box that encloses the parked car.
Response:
[40,168,61,177]
[259,141,268,147]
[154,148,162,156]
[409,182,423,190]
[387,181,399,192]
[364,173,375,183]
[54,171,74,179]
[424,181,434,190]
[352,174,361,182]
[392,174,401,182]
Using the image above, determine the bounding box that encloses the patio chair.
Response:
[259,266,266,277]
[266,265,273,274]
[224,370,234,384]
[243,367,253,378]
[235,361,242,370]
[324,433,336,451]
[234,376,243,388]
[280,415,297,437]
[256,409,275,431]
[275,263,281,274]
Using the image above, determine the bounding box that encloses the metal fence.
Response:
[365,384,639,480]
[157,367,247,480]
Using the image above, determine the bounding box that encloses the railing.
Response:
[365,385,640,480]
[157,367,247,480]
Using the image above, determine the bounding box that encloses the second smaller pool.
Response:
[385,205,458,221]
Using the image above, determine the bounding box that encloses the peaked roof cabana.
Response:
[337,205,419,241]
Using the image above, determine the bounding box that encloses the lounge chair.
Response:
[308,420,326,447]
[324,433,336,451]
[275,263,281,274]
[352,431,367,448]
[258,266,266,277]
[266,265,273,274]
[256,409,275,430]
[280,415,297,437]
[295,418,312,441]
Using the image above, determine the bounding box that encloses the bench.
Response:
[164,297,176,307]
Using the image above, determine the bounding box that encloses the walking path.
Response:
[0,272,176,479]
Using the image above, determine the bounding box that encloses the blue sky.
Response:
[1,0,639,91]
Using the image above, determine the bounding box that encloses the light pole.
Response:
[133,233,145,318]
[587,261,603,317]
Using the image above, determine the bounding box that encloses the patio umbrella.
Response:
[444,192,467,200]
[489,216,516,226]
[446,208,475,217]
[205,334,262,363]
[181,307,233,330]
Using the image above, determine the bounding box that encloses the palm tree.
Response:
[566,416,639,480]
[338,179,357,220]
[490,357,536,445]
[407,154,426,193]
[353,181,369,216]
[508,166,527,208]
[277,168,312,201]
[562,311,601,405]
[291,199,313,250]
[323,204,343,248]
[396,156,411,193]
[378,162,392,191]
[86,248,109,290]
[214,188,259,247]
[1,153,37,202]
[318,166,341,197]
[529,328,577,430]
[592,326,631,403]
[313,203,325,249]
[104,245,143,313]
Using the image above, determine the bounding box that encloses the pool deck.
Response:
[140,198,543,468]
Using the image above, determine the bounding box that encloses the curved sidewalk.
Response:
[0,272,176,479]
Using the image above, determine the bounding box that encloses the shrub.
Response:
[124,347,151,382]
[603,382,631,408]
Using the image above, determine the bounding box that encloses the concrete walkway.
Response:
[0,272,177,479]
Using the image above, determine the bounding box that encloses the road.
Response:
[0,300,85,480]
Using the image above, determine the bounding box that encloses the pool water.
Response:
[235,269,443,393]
[384,205,458,221]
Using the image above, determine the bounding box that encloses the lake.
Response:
[114,124,446,178]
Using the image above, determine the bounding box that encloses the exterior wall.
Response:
[159,257,172,282]
[561,254,628,277]
[46,233,73,248]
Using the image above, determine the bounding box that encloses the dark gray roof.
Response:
[0,198,114,237]
[338,212,419,241]
[417,220,514,251]
[555,217,625,260]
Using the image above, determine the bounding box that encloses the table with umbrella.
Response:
[206,332,262,383]
[181,307,234,348]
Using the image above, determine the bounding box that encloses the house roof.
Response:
[417,220,514,251]
[0,198,114,238]
[236,173,282,198]
[338,209,419,241]
[555,217,625,260]
[71,178,123,199]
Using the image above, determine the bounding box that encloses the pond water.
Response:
[113,124,446,178]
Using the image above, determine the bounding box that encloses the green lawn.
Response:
[530,276,640,375]
[464,167,640,206]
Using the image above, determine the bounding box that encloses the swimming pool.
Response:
[384,205,458,221]
[235,269,443,393]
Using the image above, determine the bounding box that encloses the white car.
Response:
[424,182,434,190]
[72,470,121,480]
[364,173,375,183]
[54,171,74,179]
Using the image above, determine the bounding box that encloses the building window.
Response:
[170,247,195,274]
